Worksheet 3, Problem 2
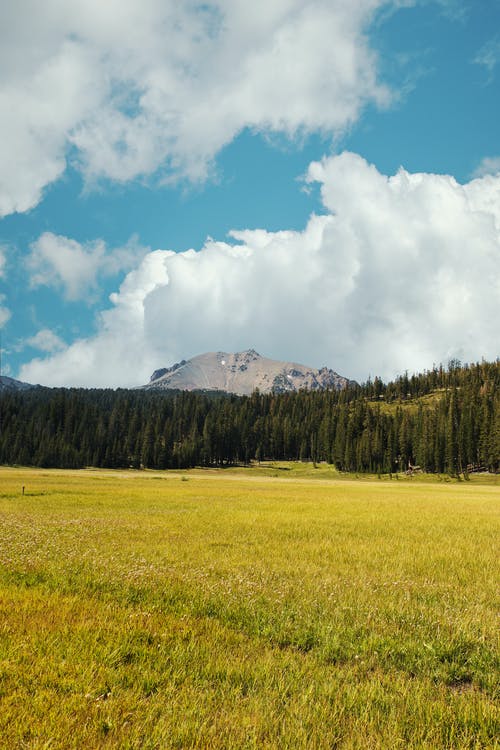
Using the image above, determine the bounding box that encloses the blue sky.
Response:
[0,0,499,386]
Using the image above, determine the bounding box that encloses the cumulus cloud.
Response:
[24,329,66,353]
[19,153,500,387]
[0,0,393,216]
[20,251,170,386]
[473,156,500,178]
[26,232,145,301]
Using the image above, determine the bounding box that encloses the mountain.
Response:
[142,349,353,395]
[0,375,35,392]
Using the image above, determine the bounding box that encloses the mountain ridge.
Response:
[0,375,36,392]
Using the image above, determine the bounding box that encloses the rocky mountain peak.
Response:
[144,350,353,396]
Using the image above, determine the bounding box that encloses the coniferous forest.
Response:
[0,360,498,474]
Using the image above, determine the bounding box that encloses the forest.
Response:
[0,359,498,474]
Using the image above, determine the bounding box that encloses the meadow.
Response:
[0,465,498,749]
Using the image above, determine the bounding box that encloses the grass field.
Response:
[0,465,498,749]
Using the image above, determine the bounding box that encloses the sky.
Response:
[0,0,499,387]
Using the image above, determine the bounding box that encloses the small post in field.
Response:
[22,486,25,496]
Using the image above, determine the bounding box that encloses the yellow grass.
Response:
[0,466,498,748]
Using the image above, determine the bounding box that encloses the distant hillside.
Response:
[142,349,353,395]
[0,375,35,392]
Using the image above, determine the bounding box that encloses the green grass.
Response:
[0,466,498,748]
[366,389,448,416]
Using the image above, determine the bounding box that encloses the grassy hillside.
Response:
[0,467,498,748]
[366,388,447,415]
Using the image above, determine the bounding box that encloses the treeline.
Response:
[0,360,498,474]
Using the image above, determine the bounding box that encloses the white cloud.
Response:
[26,232,145,301]
[0,294,11,328]
[24,329,66,353]
[473,35,500,77]
[0,0,393,216]
[20,251,170,386]
[0,247,9,326]
[473,156,500,178]
[19,153,500,387]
